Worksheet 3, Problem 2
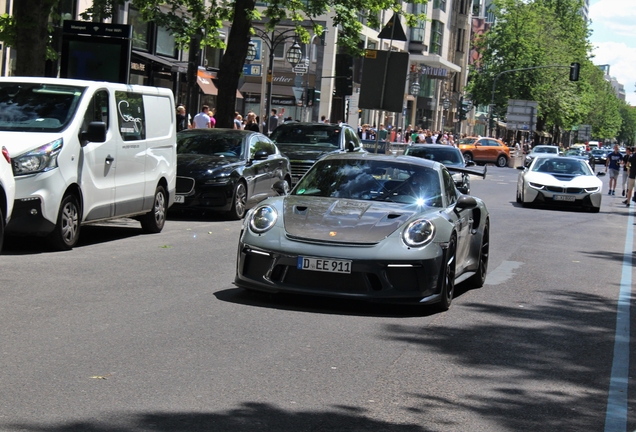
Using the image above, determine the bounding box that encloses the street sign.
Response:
[243,64,262,77]
[506,99,538,129]
[293,59,309,74]
[578,124,592,141]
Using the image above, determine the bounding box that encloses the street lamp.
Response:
[246,42,257,63]
[252,27,302,134]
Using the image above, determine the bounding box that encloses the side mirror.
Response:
[80,121,107,146]
[272,180,289,196]
[253,150,269,161]
[455,194,478,212]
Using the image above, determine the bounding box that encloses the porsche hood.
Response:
[282,196,421,243]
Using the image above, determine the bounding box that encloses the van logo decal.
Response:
[118,100,143,134]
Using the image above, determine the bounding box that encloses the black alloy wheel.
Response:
[467,221,489,288]
[228,181,247,220]
[436,234,457,311]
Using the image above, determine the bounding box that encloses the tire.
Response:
[467,222,489,288]
[590,206,600,213]
[496,155,508,167]
[436,234,457,311]
[228,181,247,220]
[140,185,167,233]
[516,188,522,203]
[48,194,81,250]
[463,153,473,164]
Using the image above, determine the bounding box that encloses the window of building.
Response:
[129,7,150,51]
[456,28,465,52]
[156,26,176,57]
[430,20,444,55]
[433,0,446,12]
[459,0,469,14]
[410,2,427,42]
[473,0,482,16]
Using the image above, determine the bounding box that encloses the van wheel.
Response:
[49,194,81,250]
[141,185,167,233]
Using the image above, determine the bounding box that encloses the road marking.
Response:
[484,261,523,285]
[604,207,633,431]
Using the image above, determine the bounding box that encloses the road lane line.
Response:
[604,207,634,432]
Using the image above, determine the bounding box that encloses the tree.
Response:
[3,0,426,128]
[617,101,636,146]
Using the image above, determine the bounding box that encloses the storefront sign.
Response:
[421,66,448,78]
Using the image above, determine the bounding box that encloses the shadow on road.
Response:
[2,402,425,431]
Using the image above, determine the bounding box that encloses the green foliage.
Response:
[617,102,636,145]
[466,0,623,139]
[0,13,17,47]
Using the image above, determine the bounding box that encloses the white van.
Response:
[0,77,176,250]
[587,141,600,150]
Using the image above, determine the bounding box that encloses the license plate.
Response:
[174,195,185,203]
[297,256,352,274]
[554,195,575,202]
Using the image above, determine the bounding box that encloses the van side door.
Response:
[81,89,116,221]
[112,91,147,216]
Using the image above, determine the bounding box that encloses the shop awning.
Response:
[197,76,243,98]
[132,51,187,73]
[407,53,462,73]
[240,82,296,97]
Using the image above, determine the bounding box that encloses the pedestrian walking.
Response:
[268,109,279,134]
[623,147,636,207]
[621,147,631,196]
[605,144,622,195]
[176,106,188,132]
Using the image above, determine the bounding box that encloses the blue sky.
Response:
[588,0,636,105]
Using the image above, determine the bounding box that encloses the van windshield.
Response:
[0,83,86,132]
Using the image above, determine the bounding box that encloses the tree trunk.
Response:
[215,0,256,128]
[14,0,58,77]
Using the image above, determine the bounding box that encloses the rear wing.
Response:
[446,165,487,179]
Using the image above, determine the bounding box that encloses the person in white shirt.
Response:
[192,105,212,128]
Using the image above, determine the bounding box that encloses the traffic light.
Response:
[569,62,580,81]
[314,89,320,104]
[306,88,315,106]
[458,97,469,121]
[335,54,353,96]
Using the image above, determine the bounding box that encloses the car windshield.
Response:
[177,131,245,158]
[405,147,464,166]
[457,138,476,145]
[0,82,85,132]
[565,150,582,156]
[532,146,558,154]
[531,158,592,175]
[293,159,443,207]
[270,124,340,148]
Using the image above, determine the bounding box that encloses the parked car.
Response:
[235,152,489,311]
[2,78,177,250]
[404,144,474,194]
[524,145,560,167]
[270,122,364,184]
[174,129,291,219]
[564,148,595,168]
[517,155,604,212]
[0,146,15,254]
[457,136,510,167]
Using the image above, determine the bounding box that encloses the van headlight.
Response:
[402,219,435,248]
[13,138,63,176]
[249,205,278,233]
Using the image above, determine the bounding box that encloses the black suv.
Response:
[270,122,364,184]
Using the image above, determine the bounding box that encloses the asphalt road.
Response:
[0,165,634,432]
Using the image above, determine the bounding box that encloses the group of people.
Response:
[605,145,636,207]
[177,105,301,135]
[357,124,459,146]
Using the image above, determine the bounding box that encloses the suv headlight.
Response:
[13,138,63,176]
[249,205,278,233]
[402,218,435,248]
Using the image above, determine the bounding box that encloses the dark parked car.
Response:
[270,122,364,184]
[404,144,474,194]
[174,129,291,219]
[590,149,609,166]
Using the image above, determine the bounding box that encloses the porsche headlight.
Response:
[249,205,278,233]
[13,138,63,176]
[402,219,435,248]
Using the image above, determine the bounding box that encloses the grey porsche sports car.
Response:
[234,152,489,311]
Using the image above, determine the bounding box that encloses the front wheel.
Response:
[140,185,167,233]
[48,194,81,250]
[436,235,457,311]
[0,206,4,254]
[463,153,473,164]
[228,181,247,220]
[496,155,508,167]
[467,222,489,288]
